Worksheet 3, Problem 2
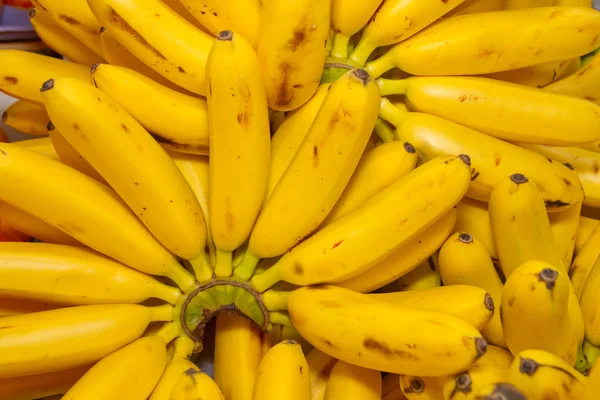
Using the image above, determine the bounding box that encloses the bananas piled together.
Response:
[2,0,600,399]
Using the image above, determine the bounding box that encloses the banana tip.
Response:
[456,372,472,391]
[484,293,495,312]
[403,142,416,154]
[458,232,473,244]
[90,64,100,74]
[510,173,528,184]
[1,111,6,122]
[409,377,425,393]
[459,154,471,166]
[483,383,527,400]
[564,162,575,171]
[217,30,234,41]
[352,69,371,85]
[28,9,36,18]
[538,268,558,290]
[475,337,488,358]
[40,78,54,92]
[519,357,539,376]
[282,339,298,345]
[47,121,54,131]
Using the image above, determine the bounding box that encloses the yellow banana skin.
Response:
[330,0,384,59]
[473,382,527,400]
[0,297,58,317]
[545,50,600,105]
[42,77,206,261]
[454,197,497,259]
[482,58,580,88]
[258,0,330,111]
[503,0,593,8]
[149,336,194,399]
[62,336,168,400]
[0,143,194,290]
[379,76,600,146]
[448,0,503,16]
[393,256,441,291]
[248,69,380,260]
[324,361,382,400]
[438,232,505,347]
[13,136,60,161]
[170,366,225,400]
[2,100,49,136]
[306,348,337,400]
[575,216,598,256]
[549,201,582,269]
[379,99,584,208]
[288,285,487,376]
[350,0,468,66]
[578,252,600,345]
[442,366,509,400]
[252,340,311,400]
[573,224,600,299]
[399,375,445,400]
[91,64,209,153]
[583,352,600,400]
[476,345,514,370]
[366,7,600,78]
[251,155,470,291]
[0,303,171,378]
[0,365,89,400]
[88,0,213,95]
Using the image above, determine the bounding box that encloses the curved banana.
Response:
[0,143,195,291]
[549,201,582,269]
[349,0,468,66]
[257,0,330,111]
[2,100,49,136]
[169,367,225,400]
[252,340,311,400]
[91,64,209,154]
[330,0,383,59]
[583,351,600,400]
[0,365,89,400]
[306,348,337,400]
[366,7,600,78]
[379,99,583,208]
[545,50,600,105]
[454,197,497,259]
[476,345,514,370]
[13,136,60,161]
[41,77,206,262]
[149,336,194,399]
[88,0,213,95]
[399,375,445,400]
[575,216,598,256]
[571,224,600,299]
[442,366,509,400]
[577,249,600,345]
[502,0,592,8]
[484,58,580,87]
[323,361,381,400]
[392,256,441,291]
[447,0,503,16]
[160,0,211,31]
[0,297,58,317]
[438,232,505,347]
[250,155,470,291]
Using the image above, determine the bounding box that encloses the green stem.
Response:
[214,248,233,278]
[188,251,213,283]
[234,250,261,281]
[350,37,376,66]
[379,97,409,129]
[377,78,408,96]
[269,311,293,327]
[331,33,351,59]
[373,118,395,144]
[262,290,291,311]
[250,263,283,293]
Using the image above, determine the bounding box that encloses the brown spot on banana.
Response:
[320,301,341,308]
[294,262,304,275]
[313,145,319,168]
[58,14,98,36]
[108,8,167,61]
[3,76,18,85]
[121,123,129,133]
[363,338,419,360]
[237,112,249,127]
[276,62,293,108]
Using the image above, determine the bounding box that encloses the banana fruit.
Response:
[575,216,599,256]
[330,0,384,59]
[323,361,382,400]
[2,100,49,136]
[170,367,225,400]
[13,136,60,160]
[454,197,497,260]
[482,58,580,88]
[0,365,89,400]
[393,256,441,292]
[0,297,58,317]
[578,252,600,345]
[306,348,337,400]
[545,50,600,105]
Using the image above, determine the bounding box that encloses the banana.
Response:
[349,0,468,66]
[160,0,211,31]
[482,58,581,88]
[206,31,270,278]
[393,256,442,292]
[501,260,577,364]
[170,366,225,400]
[476,345,514,370]
[576,339,600,374]
[149,336,195,399]
[289,285,487,376]
[454,197,497,260]
[366,7,600,78]
[382,374,407,400]
[2,100,50,136]
[575,216,598,256]
[257,0,330,111]
[0,297,58,317]
[549,201,582,269]
[0,143,195,291]
[252,340,311,400]
[41,77,206,262]
[443,366,509,400]
[571,224,600,299]
[502,0,593,8]
[91,64,209,154]
[13,136,60,161]
[324,361,382,400]
[0,242,181,306]
[577,249,600,345]
[306,348,337,400]
[29,8,104,65]
[245,69,380,267]
[472,382,526,400]
[336,209,456,293]
[62,335,169,400]
[250,155,470,292]
[88,0,213,95]
[447,0,503,16]
[508,349,587,400]
[399,375,445,400]
[545,50,600,105]
[438,232,505,347]
[378,76,600,146]
[330,0,384,59]
[583,351,600,400]
[379,99,583,208]
[268,84,331,197]
[0,365,89,400]
[0,303,172,378]
[214,314,263,400]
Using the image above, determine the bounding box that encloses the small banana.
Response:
[330,0,384,59]
[2,100,49,136]
[482,58,580,88]
[454,197,497,260]
[0,365,89,400]
[393,256,441,292]
[169,367,225,400]
[575,216,599,256]
[399,375,445,400]
[323,361,382,400]
[149,336,195,399]
[545,50,600,105]
[306,348,337,400]
[502,0,593,8]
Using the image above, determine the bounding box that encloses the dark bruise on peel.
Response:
[58,14,97,36]
[545,199,569,209]
[276,62,293,108]
[108,8,167,61]
[3,76,18,85]
[363,338,419,360]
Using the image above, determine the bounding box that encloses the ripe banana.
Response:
[454,197,497,260]
[349,0,468,66]
[476,345,514,370]
[549,201,582,269]
[257,0,330,111]
[41,77,206,261]
[473,382,527,400]
[438,232,505,347]
[392,256,442,291]
[251,155,470,291]
[399,375,445,400]
[88,0,213,95]
[0,365,89,400]
[545,50,600,105]
[323,361,382,400]
[571,224,600,298]
[575,216,598,256]
[91,64,209,154]
[0,143,195,290]
[366,7,600,77]
[482,58,580,87]
[306,348,337,400]
[0,303,172,378]
[379,98,583,208]
[2,100,49,136]
[206,31,270,277]
[583,352,600,400]
[29,8,104,65]
[577,252,600,345]
[13,136,60,160]
[0,297,58,317]
[252,340,311,400]
[502,0,593,8]
[170,367,225,400]
[442,366,509,400]
[447,0,503,16]
[330,0,383,59]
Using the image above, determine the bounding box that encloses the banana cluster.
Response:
[1,0,600,399]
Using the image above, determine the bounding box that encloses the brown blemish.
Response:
[237,112,249,127]
[593,162,600,174]
[293,84,304,89]
[508,296,516,306]
[320,300,341,308]
[459,95,468,102]
[276,62,293,108]
[3,76,18,85]
[563,178,572,187]
[121,123,129,133]
[0,149,6,156]
[294,262,304,275]
[591,34,600,47]
[332,240,343,249]
[73,124,80,131]
[363,338,419,360]
[478,49,495,58]
[290,30,305,51]
[58,14,97,36]
[495,156,501,166]
[108,8,167,60]
[313,145,319,167]
[549,9,563,19]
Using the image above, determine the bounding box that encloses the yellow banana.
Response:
[245,69,380,265]
[508,349,587,400]
[0,143,195,291]
[484,58,580,88]
[288,285,487,376]
[306,348,337,400]
[472,382,526,400]
[349,0,468,66]
[91,64,209,154]
[393,256,441,292]
[330,0,384,59]
[575,216,599,256]
[442,366,509,400]
[336,208,456,293]
[502,0,593,8]
[268,84,331,198]
[378,76,600,146]
[62,335,169,400]
[170,366,225,400]
[447,0,503,16]
[0,303,172,378]
[2,100,49,136]
[454,197,497,260]
[577,252,600,345]
[571,224,600,299]
[583,352,600,400]
[371,285,494,331]
[13,136,60,161]
[545,50,600,105]
[549,201,582,269]
[476,345,514,370]
[41,77,206,262]
[160,0,211,31]
[149,336,195,399]
[257,0,330,111]
[0,365,89,400]
[438,232,505,347]
[250,155,470,291]
[214,314,263,400]
[382,374,407,400]
[366,7,600,77]
[206,31,270,277]
[252,340,311,400]
[379,99,583,208]
[88,0,213,95]
[399,375,445,400]
[324,361,381,400]
[0,297,58,317]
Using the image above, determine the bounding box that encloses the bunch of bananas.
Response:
[2,0,600,399]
